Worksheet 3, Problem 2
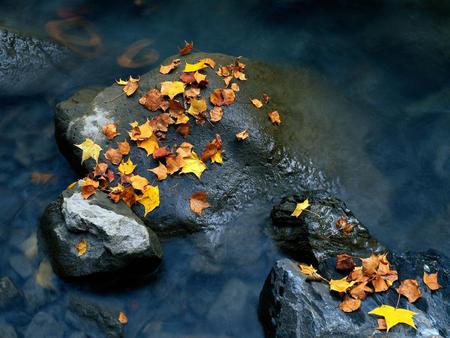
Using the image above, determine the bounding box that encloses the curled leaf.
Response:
[423,272,442,291]
[190,192,211,215]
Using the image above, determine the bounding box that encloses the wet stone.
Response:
[0,324,18,338]
[0,277,23,310]
[8,254,32,279]
[24,311,64,338]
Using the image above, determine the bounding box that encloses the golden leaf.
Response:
[116,76,139,96]
[187,98,207,116]
[180,151,207,179]
[130,175,149,191]
[137,185,160,216]
[184,61,208,72]
[329,277,356,293]
[137,135,159,156]
[423,272,442,291]
[160,81,186,99]
[75,138,102,164]
[190,192,211,215]
[298,264,325,281]
[231,83,240,91]
[199,57,215,68]
[118,158,136,175]
[235,129,249,141]
[194,71,207,83]
[149,162,168,181]
[211,150,223,164]
[369,305,417,332]
[75,239,88,257]
[291,199,310,217]
[268,111,281,125]
[159,59,180,74]
[118,311,128,324]
[250,98,263,108]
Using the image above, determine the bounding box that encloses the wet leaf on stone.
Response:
[118,311,128,324]
[250,98,263,108]
[291,199,310,218]
[137,185,160,216]
[159,58,181,74]
[423,272,442,291]
[118,158,136,175]
[235,129,249,141]
[339,296,361,313]
[149,162,168,181]
[179,41,193,56]
[368,305,417,332]
[268,111,281,125]
[75,138,102,164]
[329,277,356,293]
[396,279,422,303]
[160,81,186,99]
[190,192,211,215]
[116,76,139,96]
[75,239,88,257]
[102,123,120,140]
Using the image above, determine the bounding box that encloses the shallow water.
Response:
[1,1,449,337]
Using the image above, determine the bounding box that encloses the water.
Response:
[1,0,449,336]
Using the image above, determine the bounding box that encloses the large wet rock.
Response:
[40,183,162,278]
[0,27,70,96]
[259,252,449,338]
[269,191,385,265]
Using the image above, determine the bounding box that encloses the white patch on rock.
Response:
[81,106,113,142]
[62,193,150,255]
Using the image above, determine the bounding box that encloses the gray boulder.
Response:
[40,183,162,278]
[0,27,70,96]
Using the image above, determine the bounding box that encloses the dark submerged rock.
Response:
[0,277,23,310]
[39,183,162,278]
[259,253,448,338]
[24,311,64,338]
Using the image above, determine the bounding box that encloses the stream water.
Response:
[1,1,449,337]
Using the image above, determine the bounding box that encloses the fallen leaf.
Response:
[102,123,120,140]
[153,147,172,160]
[118,311,128,324]
[368,305,417,332]
[75,239,88,257]
[129,120,153,141]
[210,88,235,106]
[184,87,200,99]
[166,154,185,174]
[176,123,190,137]
[210,107,223,122]
[81,177,99,199]
[194,71,207,84]
[291,199,310,217]
[67,181,78,189]
[36,260,54,289]
[159,58,181,74]
[231,83,240,91]
[137,185,160,216]
[397,279,422,303]
[200,57,216,68]
[235,129,249,140]
[211,150,223,164]
[139,88,164,111]
[149,162,168,180]
[118,140,131,155]
[262,93,270,103]
[179,41,193,55]
[190,192,211,215]
[372,276,390,292]
[349,281,373,300]
[118,158,136,175]
[201,134,222,162]
[376,318,387,330]
[423,272,442,291]
[75,138,102,164]
[184,60,208,72]
[105,147,123,165]
[361,254,380,276]
[187,98,207,116]
[130,175,149,191]
[176,142,194,157]
[339,296,361,313]
[160,81,186,99]
[336,253,356,271]
[137,134,159,156]
[116,76,139,96]
[329,277,356,293]
[181,151,207,179]
[268,111,281,125]
[250,98,263,108]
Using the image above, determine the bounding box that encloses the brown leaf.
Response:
[116,76,139,96]
[210,88,235,106]
[153,147,172,160]
[176,142,194,158]
[201,135,222,162]
[376,318,387,331]
[336,253,356,271]
[235,129,249,141]
[180,72,196,84]
[159,59,180,74]
[262,93,270,103]
[179,41,193,56]
[397,279,422,303]
[361,254,380,276]
[190,192,210,215]
[118,140,130,155]
[166,154,185,175]
[372,276,389,293]
[268,111,281,125]
[130,175,149,191]
[102,123,120,140]
[250,98,263,108]
[139,88,163,112]
[423,272,442,291]
[149,162,168,181]
[176,123,190,137]
[339,296,361,313]
[184,87,200,99]
[231,83,240,91]
[105,147,123,165]
[118,311,128,324]
[210,106,223,123]
[349,281,373,300]
[80,177,99,199]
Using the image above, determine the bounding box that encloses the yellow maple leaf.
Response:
[369,305,417,332]
[211,150,223,164]
[176,114,190,124]
[116,76,139,96]
[137,185,160,216]
[329,277,356,293]
[291,199,310,217]
[183,61,208,72]
[74,239,88,257]
[75,138,102,164]
[137,134,159,156]
[187,98,207,116]
[299,264,318,276]
[180,151,207,179]
[194,71,207,83]
[160,81,186,99]
[118,158,136,175]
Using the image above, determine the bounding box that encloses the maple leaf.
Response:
[105,147,123,165]
[159,58,181,74]
[118,311,128,324]
[250,98,263,108]
[118,140,130,155]
[116,76,139,96]
[291,199,310,217]
[361,254,380,276]
[166,154,185,175]
[175,113,189,124]
[160,81,186,99]
[190,192,211,215]
[137,134,159,156]
[349,281,373,300]
[397,279,422,303]
[298,264,325,281]
[181,151,207,179]
[369,305,417,332]
[118,158,136,175]
[193,71,207,84]
[153,147,172,160]
[336,253,356,271]
[236,129,249,141]
[211,150,223,164]
[81,177,99,199]
[74,239,88,257]
[209,106,223,123]
[187,98,207,116]
[423,272,442,291]
[129,120,153,141]
[139,88,164,111]
[336,216,354,234]
[329,277,356,293]
[149,162,168,181]
[102,123,120,140]
[75,138,102,164]
[339,296,361,313]
[130,175,149,191]
[201,135,222,162]
[210,88,235,106]
[176,123,190,137]
[268,111,281,125]
[137,185,160,216]
[184,60,208,72]
[179,41,193,56]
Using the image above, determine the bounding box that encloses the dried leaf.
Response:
[153,147,172,160]
[179,41,193,56]
[149,162,168,181]
[105,147,123,165]
[130,175,149,191]
[118,158,136,175]
[268,111,281,125]
[75,239,88,257]
[137,185,160,216]
[176,123,190,137]
[262,93,270,103]
[210,107,223,122]
[397,279,422,303]
[250,98,263,108]
[116,76,139,96]
[166,154,185,175]
[210,88,235,106]
[118,140,131,155]
[190,192,211,215]
[118,311,128,324]
[339,296,361,313]
[81,177,99,199]
[349,281,373,300]
[129,120,153,141]
[187,98,207,116]
[423,272,442,291]
[235,129,249,141]
[137,134,159,156]
[231,83,240,91]
[139,88,164,111]
[159,58,181,74]
[336,254,356,271]
[193,71,207,84]
[160,81,186,99]
[102,123,120,140]
[75,138,102,164]
[298,263,325,281]
[368,305,417,332]
[291,199,310,217]
[180,151,207,179]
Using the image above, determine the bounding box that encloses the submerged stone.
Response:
[40,183,162,278]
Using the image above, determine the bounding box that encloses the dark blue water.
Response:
[1,1,449,337]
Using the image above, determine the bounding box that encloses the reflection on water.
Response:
[0,0,449,336]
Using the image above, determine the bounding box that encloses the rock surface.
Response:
[0,277,23,310]
[259,253,449,338]
[269,191,384,265]
[0,27,70,96]
[24,311,64,338]
[40,183,162,278]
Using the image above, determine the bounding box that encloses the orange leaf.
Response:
[149,162,168,181]
[159,59,180,74]
[118,140,130,155]
[118,311,128,324]
[423,272,442,291]
[179,41,193,56]
[105,147,123,165]
[268,111,281,125]
[139,88,164,112]
[235,129,249,141]
[396,279,422,303]
[116,76,139,96]
[210,88,235,106]
[336,253,355,271]
[102,123,119,140]
[190,192,210,215]
[75,239,88,257]
[250,98,263,108]
[339,296,361,313]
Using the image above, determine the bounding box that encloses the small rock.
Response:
[24,312,64,338]
[0,323,18,338]
[0,277,23,310]
[9,254,32,279]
